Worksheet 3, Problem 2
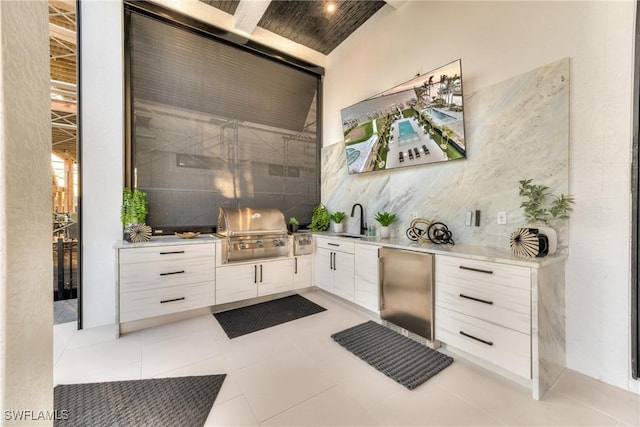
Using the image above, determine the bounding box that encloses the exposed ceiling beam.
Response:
[50,22,76,45]
[233,0,272,35]
[51,100,76,114]
[50,0,75,13]
[52,122,76,131]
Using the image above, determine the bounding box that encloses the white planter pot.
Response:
[380,226,390,238]
[333,222,344,233]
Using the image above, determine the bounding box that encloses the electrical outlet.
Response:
[465,210,472,226]
[497,211,507,225]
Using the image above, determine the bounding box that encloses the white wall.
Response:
[324,1,638,392]
[0,0,53,422]
[80,1,124,328]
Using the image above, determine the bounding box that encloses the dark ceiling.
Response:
[199,0,386,55]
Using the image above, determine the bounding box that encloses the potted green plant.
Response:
[310,204,330,232]
[518,178,574,254]
[289,217,299,233]
[374,211,397,238]
[121,188,148,241]
[329,211,346,233]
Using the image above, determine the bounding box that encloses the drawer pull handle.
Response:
[459,265,493,275]
[160,297,185,304]
[328,243,340,247]
[160,251,185,255]
[460,330,494,346]
[459,293,494,305]
[160,270,185,276]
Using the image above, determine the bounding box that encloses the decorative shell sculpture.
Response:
[509,228,539,258]
[129,223,152,243]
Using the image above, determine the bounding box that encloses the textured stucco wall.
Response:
[0,1,53,423]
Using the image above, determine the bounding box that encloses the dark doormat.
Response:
[54,374,225,426]
[332,321,453,390]
[214,294,326,338]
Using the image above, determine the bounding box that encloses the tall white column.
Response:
[0,1,53,425]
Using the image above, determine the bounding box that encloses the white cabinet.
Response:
[435,255,532,379]
[314,237,354,300]
[354,243,381,313]
[117,242,216,327]
[293,255,312,290]
[216,258,294,305]
[259,258,294,297]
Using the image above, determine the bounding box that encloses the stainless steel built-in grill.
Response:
[216,207,289,263]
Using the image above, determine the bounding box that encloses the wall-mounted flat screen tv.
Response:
[340,59,466,174]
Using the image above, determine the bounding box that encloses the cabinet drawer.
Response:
[119,257,215,292]
[119,281,215,322]
[436,307,531,379]
[436,277,530,334]
[119,243,214,264]
[315,238,355,254]
[436,255,530,291]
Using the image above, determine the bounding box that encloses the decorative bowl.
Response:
[175,231,200,239]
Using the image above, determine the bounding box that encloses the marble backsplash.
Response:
[321,58,570,251]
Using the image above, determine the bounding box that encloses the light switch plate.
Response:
[497,211,507,225]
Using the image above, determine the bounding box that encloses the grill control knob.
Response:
[273,239,284,247]
[257,240,264,248]
[238,242,246,250]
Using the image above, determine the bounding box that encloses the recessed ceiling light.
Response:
[326,3,336,13]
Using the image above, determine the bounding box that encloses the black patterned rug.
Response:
[54,374,225,426]
[214,294,326,338]
[332,321,453,390]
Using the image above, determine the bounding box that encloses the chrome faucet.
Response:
[350,203,366,236]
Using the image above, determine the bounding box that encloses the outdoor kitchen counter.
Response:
[314,232,566,268]
[113,234,221,249]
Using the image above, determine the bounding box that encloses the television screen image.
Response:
[340,59,466,174]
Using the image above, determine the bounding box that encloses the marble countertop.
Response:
[114,234,220,249]
[315,232,566,268]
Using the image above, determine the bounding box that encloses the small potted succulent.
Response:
[374,211,397,238]
[289,217,299,233]
[329,211,346,233]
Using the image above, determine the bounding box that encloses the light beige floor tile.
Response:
[53,322,76,365]
[552,369,640,426]
[54,336,141,385]
[428,357,620,426]
[204,395,259,427]
[65,323,137,350]
[233,344,335,421]
[219,328,298,372]
[54,360,141,386]
[262,385,382,427]
[140,329,222,377]
[131,314,219,345]
[150,355,244,406]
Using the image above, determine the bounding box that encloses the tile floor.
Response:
[54,290,640,426]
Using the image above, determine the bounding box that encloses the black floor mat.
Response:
[54,374,225,426]
[332,321,453,390]
[214,294,326,338]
